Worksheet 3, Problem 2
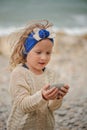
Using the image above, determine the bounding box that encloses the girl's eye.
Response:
[46,52,51,55]
[36,51,41,54]
[35,51,52,55]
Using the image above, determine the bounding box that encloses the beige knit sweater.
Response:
[7,64,62,130]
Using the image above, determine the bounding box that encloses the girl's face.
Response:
[26,39,53,74]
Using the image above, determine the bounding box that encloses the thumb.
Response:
[43,84,50,90]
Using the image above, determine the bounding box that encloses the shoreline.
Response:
[0,26,87,36]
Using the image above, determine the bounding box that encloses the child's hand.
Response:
[57,85,69,99]
[42,85,59,100]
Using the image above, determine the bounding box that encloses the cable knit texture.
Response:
[7,64,62,130]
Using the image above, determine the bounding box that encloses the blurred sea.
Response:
[0,0,87,35]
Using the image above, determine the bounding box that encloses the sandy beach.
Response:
[0,32,87,130]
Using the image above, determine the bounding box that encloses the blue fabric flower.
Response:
[39,29,50,38]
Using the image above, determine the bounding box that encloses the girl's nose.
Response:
[41,54,47,60]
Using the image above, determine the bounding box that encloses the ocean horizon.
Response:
[0,0,87,35]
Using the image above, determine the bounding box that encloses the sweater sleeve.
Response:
[48,99,62,111]
[9,68,47,113]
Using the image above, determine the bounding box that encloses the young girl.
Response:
[7,20,69,130]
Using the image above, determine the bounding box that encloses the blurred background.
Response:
[0,0,87,34]
[0,0,87,130]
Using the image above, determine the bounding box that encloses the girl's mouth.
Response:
[38,62,46,65]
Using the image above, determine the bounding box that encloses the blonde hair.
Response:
[9,20,53,70]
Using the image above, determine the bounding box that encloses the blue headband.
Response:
[23,28,55,56]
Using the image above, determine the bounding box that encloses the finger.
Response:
[59,91,66,97]
[46,87,58,96]
[64,84,70,89]
[43,84,50,90]
[47,89,59,99]
[60,87,69,93]
[48,87,59,96]
[49,93,58,100]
